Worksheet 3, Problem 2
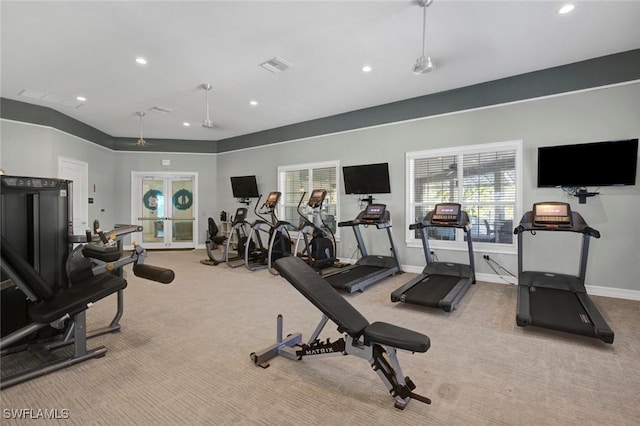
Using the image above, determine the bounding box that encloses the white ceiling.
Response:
[2,1,639,142]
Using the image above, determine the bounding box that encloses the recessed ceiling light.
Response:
[182,122,190,127]
[250,100,258,107]
[76,96,86,102]
[558,4,575,14]
[135,57,148,65]
[362,65,372,73]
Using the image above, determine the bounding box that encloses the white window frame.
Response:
[406,140,523,254]
[277,160,341,240]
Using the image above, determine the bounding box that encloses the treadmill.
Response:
[391,203,476,312]
[514,202,614,344]
[323,203,401,293]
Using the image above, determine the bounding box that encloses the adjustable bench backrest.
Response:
[274,256,369,338]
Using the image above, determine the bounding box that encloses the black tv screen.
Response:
[343,162,391,194]
[537,138,638,187]
[230,175,259,198]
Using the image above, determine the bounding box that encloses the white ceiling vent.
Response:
[18,89,85,108]
[150,106,173,114]
[259,56,294,74]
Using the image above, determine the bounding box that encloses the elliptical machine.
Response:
[245,192,293,273]
[293,189,336,270]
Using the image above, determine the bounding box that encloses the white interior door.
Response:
[58,157,88,236]
[131,172,197,249]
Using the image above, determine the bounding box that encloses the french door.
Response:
[131,172,197,249]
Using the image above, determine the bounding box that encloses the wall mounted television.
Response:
[230,175,259,198]
[537,138,638,187]
[343,162,391,194]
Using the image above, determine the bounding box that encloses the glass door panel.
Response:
[140,178,165,246]
[169,178,195,247]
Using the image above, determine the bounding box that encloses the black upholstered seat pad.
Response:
[364,322,430,353]
[29,274,127,324]
[274,256,370,337]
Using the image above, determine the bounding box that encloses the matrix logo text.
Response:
[3,408,70,420]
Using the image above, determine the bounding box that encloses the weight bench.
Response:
[1,236,127,390]
[251,256,431,410]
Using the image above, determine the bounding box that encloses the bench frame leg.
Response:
[251,314,431,409]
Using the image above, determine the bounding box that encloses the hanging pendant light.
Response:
[413,0,435,75]
[136,111,147,146]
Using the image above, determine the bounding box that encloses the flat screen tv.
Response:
[343,162,391,194]
[230,175,259,198]
[537,138,638,187]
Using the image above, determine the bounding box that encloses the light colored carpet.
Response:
[1,249,639,425]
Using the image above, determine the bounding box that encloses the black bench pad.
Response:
[275,256,369,338]
[82,243,122,262]
[364,322,430,353]
[29,274,127,324]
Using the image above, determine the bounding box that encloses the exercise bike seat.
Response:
[274,256,430,353]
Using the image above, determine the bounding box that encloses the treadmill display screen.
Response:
[533,202,572,227]
[432,203,461,224]
[362,204,386,222]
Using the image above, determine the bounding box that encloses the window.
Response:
[277,161,339,235]
[406,140,522,251]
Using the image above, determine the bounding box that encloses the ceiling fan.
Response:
[413,0,435,74]
[201,83,217,128]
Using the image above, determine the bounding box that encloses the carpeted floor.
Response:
[1,249,639,425]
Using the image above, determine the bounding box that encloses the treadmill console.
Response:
[308,189,327,209]
[533,202,572,227]
[264,191,281,210]
[360,204,387,223]
[431,203,462,224]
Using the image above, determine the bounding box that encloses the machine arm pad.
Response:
[133,264,175,284]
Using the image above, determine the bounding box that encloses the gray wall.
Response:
[215,82,640,292]
[0,121,218,245]
[1,82,639,293]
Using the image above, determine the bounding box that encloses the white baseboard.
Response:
[584,285,640,301]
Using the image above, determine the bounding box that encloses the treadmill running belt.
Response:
[402,275,461,306]
[325,265,382,287]
[528,287,595,336]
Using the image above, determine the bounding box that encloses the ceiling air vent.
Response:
[259,56,294,74]
[18,89,84,108]
[150,106,173,114]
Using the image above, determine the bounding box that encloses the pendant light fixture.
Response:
[201,83,216,128]
[413,0,435,75]
[136,111,146,146]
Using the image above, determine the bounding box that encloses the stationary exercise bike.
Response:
[293,189,336,270]
[203,208,252,268]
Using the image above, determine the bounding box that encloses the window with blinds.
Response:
[407,141,522,248]
[278,161,339,234]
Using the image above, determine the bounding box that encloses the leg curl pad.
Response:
[133,264,175,284]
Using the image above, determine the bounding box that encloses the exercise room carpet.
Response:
[2,249,639,425]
